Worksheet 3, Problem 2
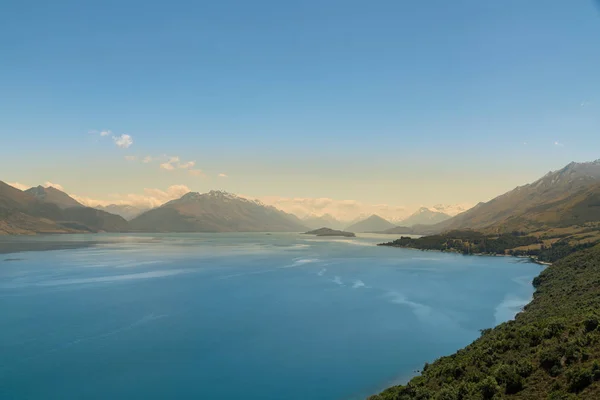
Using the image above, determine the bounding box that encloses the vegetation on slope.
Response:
[379,230,600,264]
[369,244,600,399]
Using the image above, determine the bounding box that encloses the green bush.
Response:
[477,376,500,399]
[566,366,593,392]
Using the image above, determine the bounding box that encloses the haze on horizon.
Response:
[2,1,599,221]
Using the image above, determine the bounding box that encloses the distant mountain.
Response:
[345,214,396,233]
[400,207,452,227]
[96,204,149,220]
[302,213,345,230]
[25,185,83,209]
[130,190,308,232]
[431,160,600,233]
[0,181,129,234]
[429,204,471,217]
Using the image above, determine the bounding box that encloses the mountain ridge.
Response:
[130,190,308,232]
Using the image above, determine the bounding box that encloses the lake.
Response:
[0,233,541,399]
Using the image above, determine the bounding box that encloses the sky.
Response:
[2,0,600,220]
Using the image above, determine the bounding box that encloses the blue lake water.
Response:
[0,233,542,399]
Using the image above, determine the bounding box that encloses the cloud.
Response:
[189,169,206,177]
[248,196,409,222]
[580,100,591,108]
[124,155,137,161]
[160,156,197,172]
[160,156,180,170]
[143,156,154,163]
[44,181,64,191]
[218,173,228,178]
[100,130,112,137]
[178,161,196,169]
[113,134,133,149]
[8,182,29,191]
[554,141,564,147]
[71,185,191,209]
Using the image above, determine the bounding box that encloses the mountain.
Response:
[399,207,452,226]
[301,213,345,230]
[96,204,149,220]
[344,214,396,233]
[0,181,129,234]
[25,186,83,209]
[130,190,308,232]
[0,181,72,234]
[431,160,600,233]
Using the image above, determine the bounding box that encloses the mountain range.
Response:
[0,183,128,234]
[398,207,453,227]
[344,214,396,233]
[96,204,149,220]
[425,159,600,234]
[4,159,600,236]
[129,191,307,232]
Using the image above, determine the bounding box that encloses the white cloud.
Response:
[248,196,409,222]
[218,173,228,178]
[143,155,154,163]
[100,130,112,137]
[8,182,29,191]
[160,156,180,170]
[189,169,206,177]
[71,185,191,209]
[554,141,564,147]
[178,161,196,169]
[44,181,64,191]
[124,155,137,161]
[113,134,133,149]
[160,156,197,172]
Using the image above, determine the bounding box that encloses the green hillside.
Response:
[369,245,600,399]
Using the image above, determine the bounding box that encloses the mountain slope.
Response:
[430,160,600,233]
[0,181,76,234]
[400,207,452,227]
[370,244,600,399]
[345,215,396,233]
[130,191,308,232]
[96,204,148,220]
[25,186,83,209]
[0,181,129,234]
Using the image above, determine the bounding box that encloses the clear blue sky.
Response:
[2,0,599,217]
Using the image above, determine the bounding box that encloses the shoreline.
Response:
[379,244,552,266]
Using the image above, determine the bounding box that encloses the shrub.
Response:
[477,376,500,400]
[566,366,593,393]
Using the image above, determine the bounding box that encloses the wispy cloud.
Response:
[71,185,191,208]
[218,173,228,178]
[100,130,112,137]
[124,155,137,161]
[248,195,410,222]
[189,169,206,177]
[580,100,591,108]
[159,156,197,172]
[143,155,154,163]
[554,141,564,147]
[8,182,29,191]
[113,134,133,149]
[178,161,196,169]
[160,156,180,170]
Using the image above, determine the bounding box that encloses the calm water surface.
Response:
[0,233,541,399]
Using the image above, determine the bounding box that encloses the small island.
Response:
[303,227,356,237]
